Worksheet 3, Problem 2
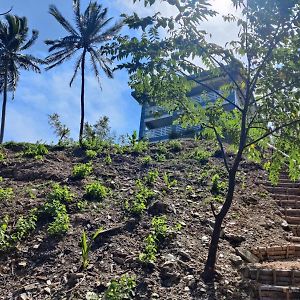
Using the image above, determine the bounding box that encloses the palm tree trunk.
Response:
[0,68,8,144]
[79,49,87,145]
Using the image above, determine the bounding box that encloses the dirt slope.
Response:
[0,140,287,300]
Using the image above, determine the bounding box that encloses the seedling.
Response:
[85,181,110,201]
[140,155,152,165]
[0,151,5,161]
[189,147,211,164]
[23,143,48,159]
[0,215,10,251]
[104,153,112,165]
[0,188,14,201]
[72,162,93,179]
[144,169,159,185]
[163,173,177,190]
[86,149,97,159]
[48,183,73,203]
[168,140,182,152]
[105,274,136,300]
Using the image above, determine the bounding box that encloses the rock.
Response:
[177,250,191,261]
[225,233,246,245]
[148,200,169,215]
[229,254,243,267]
[19,293,29,300]
[183,275,196,288]
[151,293,159,298]
[160,261,181,287]
[236,248,259,263]
[44,287,51,295]
[281,220,290,231]
[23,283,38,291]
[201,236,209,244]
[112,256,125,265]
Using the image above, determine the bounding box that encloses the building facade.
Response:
[134,75,239,143]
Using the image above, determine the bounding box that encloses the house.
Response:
[133,72,241,143]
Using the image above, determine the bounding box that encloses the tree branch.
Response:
[244,119,300,149]
[0,7,12,16]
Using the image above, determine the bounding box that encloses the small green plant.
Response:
[157,143,167,154]
[128,130,138,147]
[48,183,74,203]
[105,274,136,300]
[85,181,110,201]
[0,215,10,251]
[0,151,5,161]
[155,153,166,162]
[86,149,97,159]
[0,187,14,201]
[104,153,112,164]
[12,209,38,241]
[140,155,152,165]
[72,162,93,179]
[80,227,103,270]
[211,174,226,194]
[163,173,177,190]
[125,180,155,216]
[77,200,88,211]
[144,169,159,185]
[43,200,70,235]
[189,147,211,164]
[26,188,37,199]
[81,230,89,269]
[23,143,48,159]
[48,113,71,146]
[168,140,182,152]
[139,216,170,263]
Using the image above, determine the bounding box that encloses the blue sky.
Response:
[1,0,235,143]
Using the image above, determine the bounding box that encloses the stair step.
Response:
[274,195,300,201]
[276,200,300,209]
[285,216,300,225]
[279,209,300,217]
[290,226,300,236]
[258,284,300,300]
[287,236,300,243]
[265,182,300,188]
[266,186,300,196]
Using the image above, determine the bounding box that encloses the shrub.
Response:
[0,215,10,251]
[86,149,97,159]
[105,274,136,300]
[0,151,5,161]
[104,153,112,164]
[189,147,211,164]
[163,173,177,190]
[0,188,14,201]
[43,200,70,235]
[140,155,152,165]
[23,143,48,159]
[85,181,110,201]
[12,209,37,241]
[72,162,93,179]
[168,140,182,152]
[48,183,73,203]
[144,169,159,185]
[48,113,71,146]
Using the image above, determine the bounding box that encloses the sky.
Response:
[1,0,237,143]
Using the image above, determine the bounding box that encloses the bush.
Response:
[23,143,48,159]
[85,181,110,201]
[86,149,97,159]
[0,188,14,201]
[140,155,152,165]
[190,147,211,164]
[168,140,182,152]
[105,274,136,300]
[72,162,93,179]
[48,183,73,203]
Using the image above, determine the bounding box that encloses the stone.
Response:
[23,283,37,291]
[44,287,51,295]
[225,233,246,245]
[148,200,169,215]
[160,261,181,287]
[281,220,290,231]
[229,254,243,267]
[236,248,259,263]
[183,275,196,288]
[201,236,209,243]
[177,250,191,261]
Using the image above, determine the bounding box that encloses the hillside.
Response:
[0,139,287,300]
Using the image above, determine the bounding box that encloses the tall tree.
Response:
[0,14,41,143]
[114,0,300,282]
[45,0,122,145]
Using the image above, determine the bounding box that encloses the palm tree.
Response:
[45,0,122,144]
[0,15,41,143]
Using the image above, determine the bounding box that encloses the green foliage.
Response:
[128,130,138,147]
[104,153,112,165]
[210,174,227,203]
[0,151,5,161]
[48,183,73,203]
[43,200,70,235]
[0,215,10,251]
[155,153,166,162]
[85,181,110,201]
[139,216,171,263]
[189,147,211,164]
[48,113,71,146]
[26,188,37,199]
[81,230,89,269]
[168,140,182,152]
[132,141,148,154]
[86,149,97,159]
[0,187,14,201]
[77,200,88,211]
[163,173,177,190]
[140,155,152,165]
[72,162,93,179]
[12,209,37,241]
[23,143,48,159]
[125,180,155,216]
[144,169,159,185]
[105,274,136,300]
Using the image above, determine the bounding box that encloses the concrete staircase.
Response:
[245,173,300,300]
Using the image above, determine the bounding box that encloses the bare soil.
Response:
[0,139,288,300]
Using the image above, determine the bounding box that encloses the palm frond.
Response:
[20,29,39,51]
[69,52,83,87]
[45,48,79,70]
[49,5,78,36]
